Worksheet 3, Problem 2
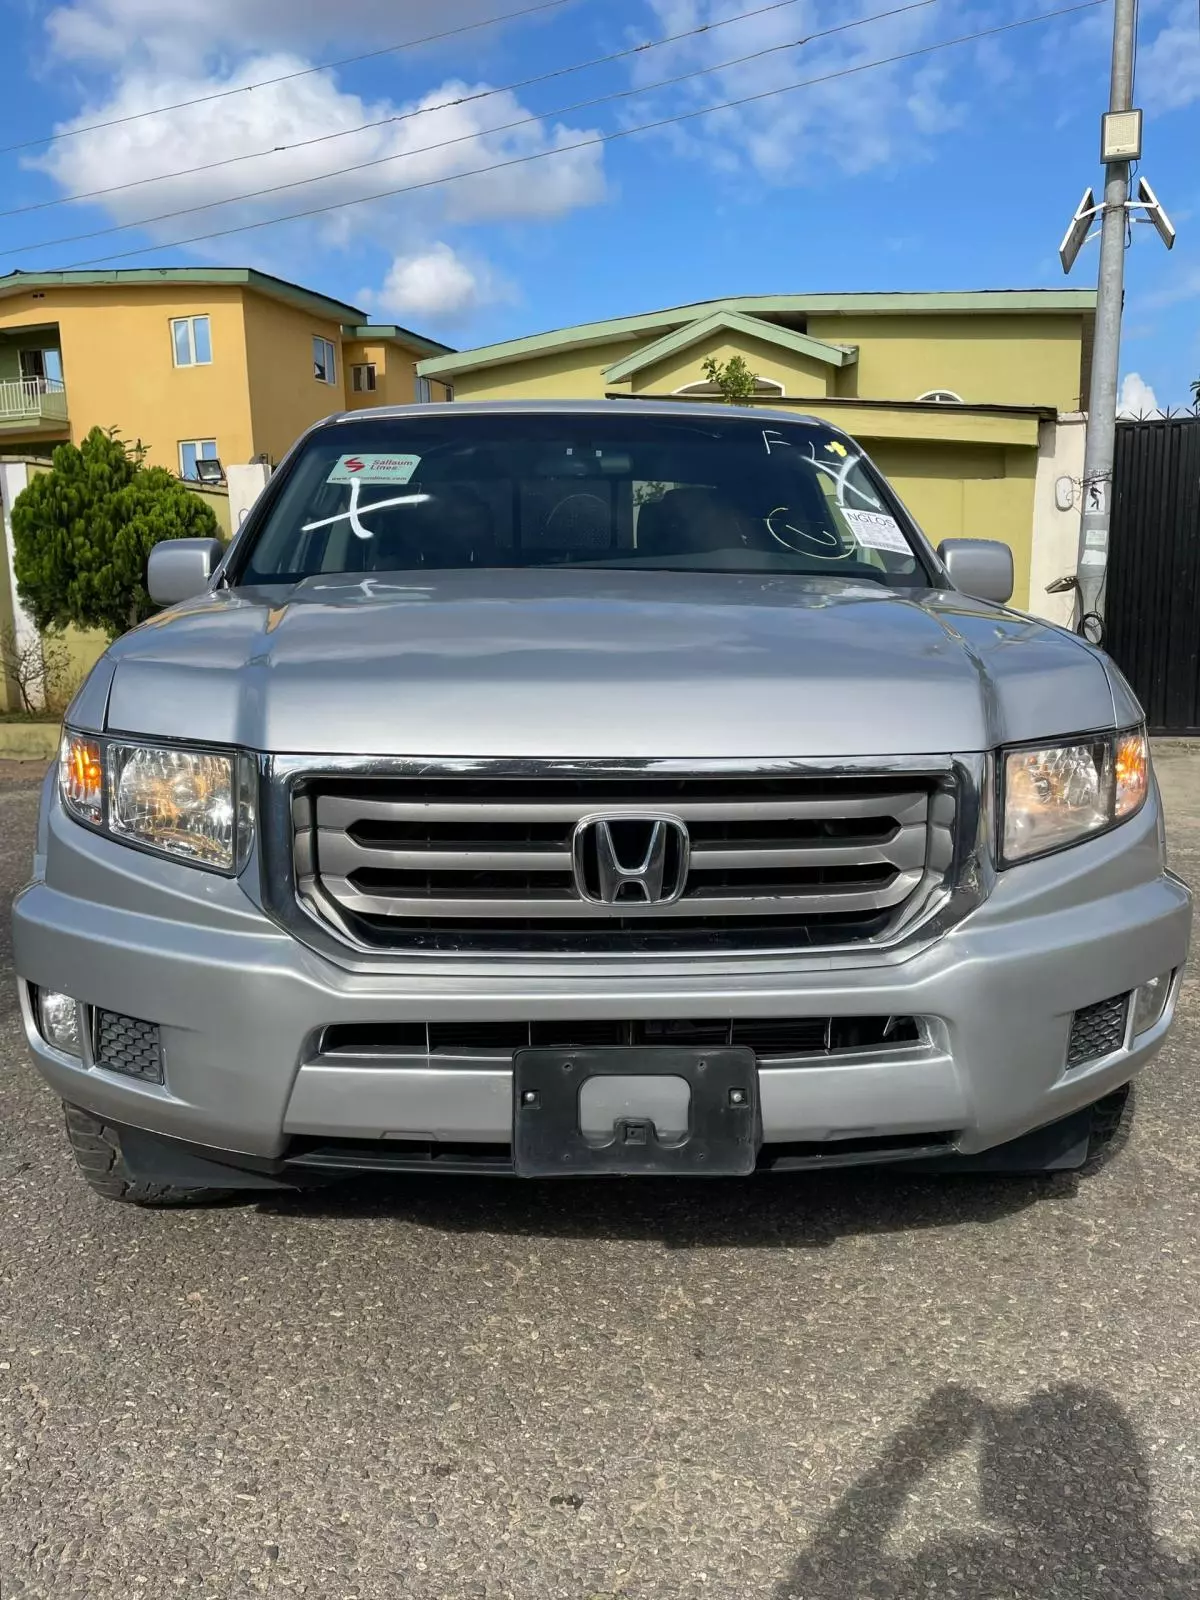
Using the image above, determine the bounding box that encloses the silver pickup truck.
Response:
[12,400,1191,1202]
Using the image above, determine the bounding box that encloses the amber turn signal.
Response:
[59,733,104,825]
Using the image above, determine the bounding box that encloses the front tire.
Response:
[1087,1083,1132,1154]
[62,1103,233,1206]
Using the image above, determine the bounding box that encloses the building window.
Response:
[414,375,432,404]
[673,374,785,398]
[18,348,64,386]
[351,363,377,393]
[915,389,964,403]
[179,439,218,480]
[171,316,212,367]
[313,336,337,385]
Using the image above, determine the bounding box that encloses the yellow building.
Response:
[415,291,1097,611]
[0,267,452,477]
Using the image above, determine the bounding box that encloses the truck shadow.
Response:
[776,1382,1196,1598]
[258,1166,1080,1249]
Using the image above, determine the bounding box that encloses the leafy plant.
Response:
[700,354,758,404]
[1191,376,1199,405]
[11,426,220,639]
[0,624,76,716]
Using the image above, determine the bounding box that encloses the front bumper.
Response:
[13,777,1192,1171]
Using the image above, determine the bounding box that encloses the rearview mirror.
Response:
[147,538,225,606]
[937,538,1014,605]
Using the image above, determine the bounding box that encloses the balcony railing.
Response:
[0,376,68,425]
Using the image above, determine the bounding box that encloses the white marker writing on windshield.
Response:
[301,478,431,540]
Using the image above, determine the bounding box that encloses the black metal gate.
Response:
[1105,414,1200,735]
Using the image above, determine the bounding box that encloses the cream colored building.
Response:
[0,267,452,475]
[417,290,1098,614]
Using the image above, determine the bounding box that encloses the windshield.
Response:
[233,412,932,589]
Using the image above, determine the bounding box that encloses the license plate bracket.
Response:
[513,1046,759,1177]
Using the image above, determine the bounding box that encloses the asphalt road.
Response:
[2,751,1199,1600]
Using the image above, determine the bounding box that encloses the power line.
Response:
[0,0,575,157]
[62,0,1104,270]
[0,0,849,221]
[6,0,942,255]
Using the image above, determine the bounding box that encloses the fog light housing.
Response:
[1132,971,1173,1038]
[37,989,82,1057]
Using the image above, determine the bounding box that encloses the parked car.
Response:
[13,400,1191,1202]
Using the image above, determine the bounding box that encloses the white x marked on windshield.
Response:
[301,478,431,540]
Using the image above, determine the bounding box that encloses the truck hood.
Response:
[101,569,1116,758]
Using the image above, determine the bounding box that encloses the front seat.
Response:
[366,487,498,570]
[635,486,754,558]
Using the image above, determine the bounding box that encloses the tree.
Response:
[11,426,220,638]
[1192,376,1199,405]
[0,624,74,715]
[701,354,758,404]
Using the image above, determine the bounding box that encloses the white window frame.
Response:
[915,389,964,403]
[179,438,218,480]
[351,362,377,393]
[171,316,212,368]
[313,336,337,385]
[414,375,432,404]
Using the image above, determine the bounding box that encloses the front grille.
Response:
[94,1009,163,1083]
[293,771,953,955]
[1066,993,1129,1068]
[318,1015,923,1062]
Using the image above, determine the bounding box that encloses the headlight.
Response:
[60,732,254,873]
[1000,726,1148,865]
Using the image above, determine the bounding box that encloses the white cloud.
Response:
[622,0,974,182]
[360,242,505,322]
[1137,0,1200,111]
[1117,373,1160,417]
[28,62,607,253]
[45,0,517,63]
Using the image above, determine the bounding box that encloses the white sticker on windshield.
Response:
[327,452,421,484]
[842,508,911,554]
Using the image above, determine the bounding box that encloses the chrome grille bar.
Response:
[294,772,947,948]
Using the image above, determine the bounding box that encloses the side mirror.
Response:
[147,538,225,606]
[937,538,1014,605]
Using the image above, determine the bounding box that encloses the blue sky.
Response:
[1,0,1197,405]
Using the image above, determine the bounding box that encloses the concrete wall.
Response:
[0,283,255,473]
[807,312,1089,411]
[187,479,232,538]
[242,294,348,465]
[628,330,836,398]
[227,462,271,533]
[851,438,1036,610]
[1028,413,1087,627]
[0,460,32,706]
[448,340,642,401]
[342,339,418,409]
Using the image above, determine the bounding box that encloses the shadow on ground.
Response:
[777,1383,1197,1598]
[247,1093,1138,1248]
[252,1165,1080,1249]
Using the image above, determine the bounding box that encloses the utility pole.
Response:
[1073,0,1137,625]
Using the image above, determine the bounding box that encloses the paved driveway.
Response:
[1,751,1198,1599]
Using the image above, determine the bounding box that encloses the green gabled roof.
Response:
[602,309,855,383]
[0,267,366,323]
[341,323,455,358]
[0,269,458,353]
[416,289,1097,379]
